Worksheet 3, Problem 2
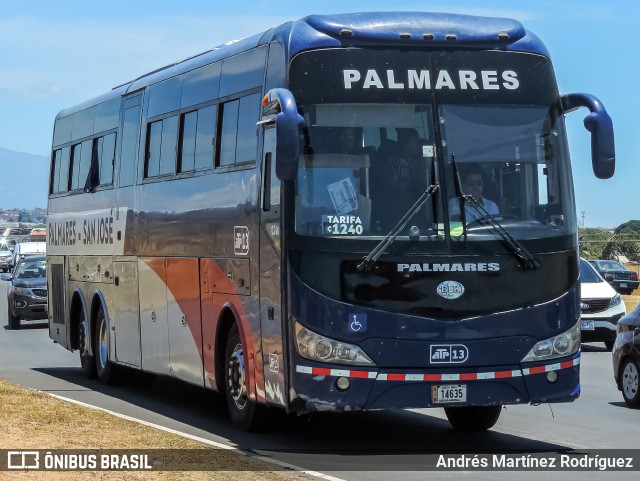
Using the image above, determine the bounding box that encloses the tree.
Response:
[579,225,640,262]
[616,220,640,234]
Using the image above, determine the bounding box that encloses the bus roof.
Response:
[55,11,548,120]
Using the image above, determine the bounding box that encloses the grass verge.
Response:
[0,379,304,481]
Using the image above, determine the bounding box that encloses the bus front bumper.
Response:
[289,354,580,413]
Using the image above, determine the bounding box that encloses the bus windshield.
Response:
[295,103,442,238]
[293,102,575,242]
[290,48,577,246]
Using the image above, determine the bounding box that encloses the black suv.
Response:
[588,260,639,295]
[1,255,47,330]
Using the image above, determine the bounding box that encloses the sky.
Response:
[0,0,637,227]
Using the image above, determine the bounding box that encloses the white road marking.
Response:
[40,390,346,481]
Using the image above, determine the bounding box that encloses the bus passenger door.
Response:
[259,126,286,407]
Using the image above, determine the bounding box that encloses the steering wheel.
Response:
[467,214,518,227]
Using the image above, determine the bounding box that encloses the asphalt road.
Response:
[1,278,639,481]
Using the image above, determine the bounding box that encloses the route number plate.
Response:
[580,320,595,330]
[432,384,466,404]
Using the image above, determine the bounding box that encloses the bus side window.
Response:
[218,93,260,167]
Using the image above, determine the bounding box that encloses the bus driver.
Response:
[449,166,499,222]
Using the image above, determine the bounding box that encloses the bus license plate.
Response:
[581,320,595,330]
[432,384,466,404]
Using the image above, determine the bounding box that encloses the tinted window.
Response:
[146,121,162,177]
[219,100,239,166]
[146,116,178,177]
[180,111,198,173]
[159,116,178,175]
[236,94,260,163]
[99,133,116,185]
[120,103,141,187]
[50,149,62,194]
[579,259,602,283]
[70,140,92,190]
[218,93,259,167]
[195,105,216,170]
[148,77,183,118]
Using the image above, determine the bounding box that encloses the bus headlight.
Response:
[521,322,580,362]
[295,323,374,366]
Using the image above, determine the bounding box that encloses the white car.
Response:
[11,242,46,268]
[579,258,626,350]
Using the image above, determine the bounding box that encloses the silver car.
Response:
[0,248,13,273]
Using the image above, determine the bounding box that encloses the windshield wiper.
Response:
[464,195,540,270]
[357,184,439,272]
[450,154,539,270]
[451,153,468,241]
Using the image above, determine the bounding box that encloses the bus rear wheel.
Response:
[224,324,267,430]
[77,308,96,378]
[94,306,119,384]
[444,405,502,431]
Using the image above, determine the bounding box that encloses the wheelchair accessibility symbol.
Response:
[348,314,367,333]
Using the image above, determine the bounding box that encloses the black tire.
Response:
[77,308,96,378]
[620,358,640,408]
[7,305,20,330]
[444,405,502,431]
[224,324,267,430]
[604,340,614,351]
[94,306,119,384]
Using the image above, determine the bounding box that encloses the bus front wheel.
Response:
[444,405,502,431]
[224,324,266,430]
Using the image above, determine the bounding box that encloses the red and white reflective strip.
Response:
[296,357,580,382]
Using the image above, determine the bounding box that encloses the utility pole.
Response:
[580,211,585,229]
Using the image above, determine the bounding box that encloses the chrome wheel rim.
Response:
[98,317,109,370]
[227,343,248,410]
[622,362,639,401]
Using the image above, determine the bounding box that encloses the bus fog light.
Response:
[547,371,558,383]
[336,377,350,391]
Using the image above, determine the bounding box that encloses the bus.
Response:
[47,12,615,431]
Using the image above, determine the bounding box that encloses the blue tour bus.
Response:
[47,12,615,431]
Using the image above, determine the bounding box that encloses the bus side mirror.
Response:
[263,88,304,181]
[560,93,615,179]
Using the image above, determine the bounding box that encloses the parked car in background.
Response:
[11,241,46,270]
[612,303,640,407]
[588,259,639,295]
[0,255,47,330]
[0,245,13,273]
[579,258,626,351]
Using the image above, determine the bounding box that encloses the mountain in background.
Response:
[0,147,49,209]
